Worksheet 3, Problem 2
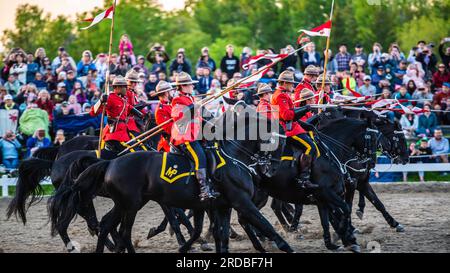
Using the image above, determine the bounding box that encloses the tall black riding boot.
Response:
[297,154,319,191]
[197,168,220,201]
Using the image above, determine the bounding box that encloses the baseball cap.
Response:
[377,66,385,70]
[355,43,363,48]
[57,82,66,88]
[364,75,371,81]
[4,94,13,100]
[443,82,450,88]
[58,46,65,51]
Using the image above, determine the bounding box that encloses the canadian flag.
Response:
[297,20,332,44]
[242,54,288,70]
[81,6,114,30]
[344,78,363,98]
[239,56,284,88]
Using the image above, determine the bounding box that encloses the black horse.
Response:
[49,107,295,253]
[275,109,409,238]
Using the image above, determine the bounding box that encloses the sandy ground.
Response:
[0,183,449,253]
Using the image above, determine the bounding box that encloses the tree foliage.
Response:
[2,0,449,65]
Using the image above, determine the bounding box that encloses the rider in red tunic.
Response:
[314,73,333,104]
[125,70,145,134]
[294,65,320,107]
[256,83,274,119]
[90,76,141,159]
[171,72,219,201]
[151,81,174,153]
[271,71,319,190]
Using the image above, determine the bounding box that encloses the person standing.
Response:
[220,44,240,79]
[0,130,21,170]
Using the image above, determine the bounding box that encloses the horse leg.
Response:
[96,206,121,253]
[147,217,169,239]
[289,204,304,232]
[179,209,204,253]
[356,191,366,220]
[235,201,294,253]
[121,210,138,253]
[218,208,232,253]
[344,180,358,233]
[317,204,342,251]
[237,213,266,253]
[281,202,294,223]
[160,205,186,246]
[270,199,290,231]
[360,182,404,232]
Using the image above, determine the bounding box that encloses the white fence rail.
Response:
[1,175,52,198]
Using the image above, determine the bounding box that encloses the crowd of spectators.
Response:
[0,34,449,176]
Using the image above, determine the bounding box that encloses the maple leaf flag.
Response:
[242,54,288,70]
[81,6,114,30]
[297,20,332,44]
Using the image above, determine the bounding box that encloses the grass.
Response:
[7,184,55,197]
[402,172,450,182]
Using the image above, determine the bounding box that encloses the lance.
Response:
[118,128,164,156]
[120,43,314,145]
[97,0,118,158]
[318,0,335,112]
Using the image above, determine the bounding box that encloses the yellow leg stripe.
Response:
[291,136,311,155]
[309,132,321,158]
[121,142,136,153]
[185,142,200,171]
[129,133,147,151]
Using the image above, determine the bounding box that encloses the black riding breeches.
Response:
[178,141,207,171]
[288,132,320,159]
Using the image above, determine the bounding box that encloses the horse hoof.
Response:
[326,243,342,251]
[395,224,405,233]
[169,227,174,237]
[147,228,158,239]
[346,244,361,253]
[356,209,364,220]
[332,233,340,244]
[200,243,213,252]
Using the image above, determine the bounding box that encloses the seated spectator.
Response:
[433,82,450,107]
[428,129,449,169]
[197,66,213,95]
[112,54,131,76]
[146,43,170,64]
[64,70,81,95]
[67,95,82,115]
[77,50,97,78]
[170,52,192,76]
[0,130,21,170]
[417,105,438,137]
[400,111,419,140]
[0,94,20,111]
[56,54,76,76]
[55,101,75,118]
[32,72,47,90]
[403,63,425,87]
[90,90,101,106]
[10,52,27,84]
[371,66,386,93]
[412,85,433,108]
[432,64,450,89]
[35,89,53,121]
[301,42,322,69]
[359,75,377,96]
[26,128,51,158]
[82,103,91,114]
[15,84,38,106]
[394,86,412,106]
[443,97,450,125]
[197,48,217,72]
[158,71,167,82]
[39,57,52,75]
[4,74,21,96]
[144,73,158,96]
[393,60,408,86]
[73,82,88,105]
[26,53,39,84]
[151,54,167,75]
[19,103,49,138]
[404,139,433,182]
[53,129,66,147]
[134,55,149,77]
[51,82,68,105]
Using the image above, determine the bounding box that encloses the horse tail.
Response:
[48,160,110,237]
[6,158,53,224]
[32,147,60,162]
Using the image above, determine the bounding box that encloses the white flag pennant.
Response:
[81,6,114,30]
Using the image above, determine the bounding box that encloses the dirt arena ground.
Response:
[0,183,449,253]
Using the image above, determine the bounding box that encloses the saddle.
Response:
[161,142,226,184]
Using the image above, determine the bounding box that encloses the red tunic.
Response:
[314,89,331,104]
[271,87,306,136]
[256,98,273,119]
[170,94,201,146]
[294,79,315,107]
[155,100,173,152]
[126,89,140,133]
[90,93,133,142]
